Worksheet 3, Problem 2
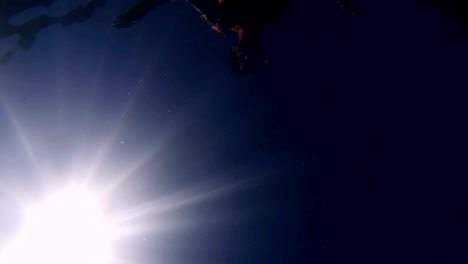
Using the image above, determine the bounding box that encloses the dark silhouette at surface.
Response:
[0,0,106,64]
[112,0,288,74]
[113,0,360,73]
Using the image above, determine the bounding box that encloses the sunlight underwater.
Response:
[0,75,249,264]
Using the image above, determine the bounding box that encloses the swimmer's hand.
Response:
[112,6,146,28]
[113,0,169,28]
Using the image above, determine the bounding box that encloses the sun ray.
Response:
[113,179,248,227]
[0,186,122,264]
[82,62,154,185]
[0,94,41,175]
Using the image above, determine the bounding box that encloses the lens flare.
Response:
[0,187,119,264]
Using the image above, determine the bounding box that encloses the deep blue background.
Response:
[0,0,467,263]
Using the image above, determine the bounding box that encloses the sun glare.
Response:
[0,187,118,264]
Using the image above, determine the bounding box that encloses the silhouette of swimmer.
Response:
[0,0,106,64]
[112,0,290,74]
[113,0,361,74]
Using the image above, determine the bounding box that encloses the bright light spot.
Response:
[0,187,118,264]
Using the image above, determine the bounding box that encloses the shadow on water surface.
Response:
[0,0,105,64]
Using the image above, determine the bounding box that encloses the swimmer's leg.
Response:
[113,0,170,28]
[228,25,260,73]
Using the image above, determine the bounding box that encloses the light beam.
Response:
[0,186,119,264]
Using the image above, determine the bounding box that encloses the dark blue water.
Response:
[0,1,467,263]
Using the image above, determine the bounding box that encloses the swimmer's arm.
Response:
[128,0,171,17]
[113,0,170,28]
[185,0,224,33]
